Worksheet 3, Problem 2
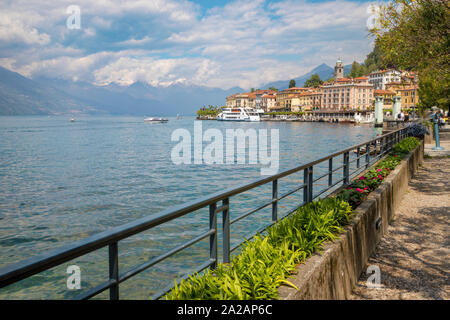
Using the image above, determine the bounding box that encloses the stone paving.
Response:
[349,156,450,300]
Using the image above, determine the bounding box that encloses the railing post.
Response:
[365,143,370,168]
[356,147,360,168]
[328,158,333,186]
[303,166,313,203]
[272,180,278,222]
[222,198,230,264]
[209,203,217,269]
[343,152,350,185]
[108,242,119,300]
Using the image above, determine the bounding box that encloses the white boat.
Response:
[144,117,168,123]
[217,107,260,122]
[70,118,75,122]
[354,112,374,124]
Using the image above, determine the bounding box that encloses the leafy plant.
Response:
[164,198,352,300]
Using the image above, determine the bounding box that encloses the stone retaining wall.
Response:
[279,141,424,300]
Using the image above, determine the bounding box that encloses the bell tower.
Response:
[334,58,344,79]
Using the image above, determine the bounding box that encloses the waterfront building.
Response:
[385,81,420,109]
[398,85,420,109]
[226,94,238,108]
[374,89,397,109]
[262,93,277,112]
[320,77,374,114]
[291,90,322,112]
[276,87,309,111]
[368,69,402,90]
[226,89,276,110]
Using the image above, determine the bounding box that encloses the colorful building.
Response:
[320,77,374,113]
[368,69,402,90]
[373,89,397,109]
[276,87,309,111]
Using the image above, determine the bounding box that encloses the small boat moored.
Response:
[144,117,168,123]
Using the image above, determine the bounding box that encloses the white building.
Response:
[368,69,402,90]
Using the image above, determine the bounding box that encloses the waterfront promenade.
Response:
[350,136,450,299]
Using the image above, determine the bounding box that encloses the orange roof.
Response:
[336,78,352,82]
[284,87,307,91]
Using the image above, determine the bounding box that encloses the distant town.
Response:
[199,59,419,122]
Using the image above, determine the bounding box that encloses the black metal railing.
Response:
[0,127,410,300]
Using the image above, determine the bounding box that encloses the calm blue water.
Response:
[0,116,381,299]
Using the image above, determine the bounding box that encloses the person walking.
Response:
[404,112,410,122]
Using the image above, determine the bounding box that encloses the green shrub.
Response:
[164,198,352,300]
[392,137,420,156]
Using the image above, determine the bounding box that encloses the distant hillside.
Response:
[0,67,98,115]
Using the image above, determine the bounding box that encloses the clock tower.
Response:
[334,58,344,79]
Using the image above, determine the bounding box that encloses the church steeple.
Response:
[334,58,344,79]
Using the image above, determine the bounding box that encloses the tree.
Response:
[304,74,324,88]
[348,61,366,78]
[371,0,450,111]
[289,79,296,88]
[268,86,278,92]
[251,88,255,92]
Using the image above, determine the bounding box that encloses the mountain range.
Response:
[0,63,351,116]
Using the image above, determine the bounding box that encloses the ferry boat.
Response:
[217,107,261,122]
[144,117,168,123]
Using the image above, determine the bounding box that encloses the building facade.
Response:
[374,89,397,109]
[276,87,309,111]
[320,77,374,113]
[368,69,402,90]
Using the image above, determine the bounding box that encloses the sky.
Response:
[0,0,383,89]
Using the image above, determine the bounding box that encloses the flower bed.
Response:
[337,137,420,208]
[163,136,421,300]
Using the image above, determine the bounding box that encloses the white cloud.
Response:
[0,0,377,89]
[0,13,50,45]
[92,56,219,87]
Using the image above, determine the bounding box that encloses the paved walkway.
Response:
[350,157,450,300]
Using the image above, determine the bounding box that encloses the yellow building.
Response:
[276,87,309,111]
[398,86,419,109]
[374,89,397,109]
[385,81,420,109]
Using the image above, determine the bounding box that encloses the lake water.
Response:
[0,116,382,299]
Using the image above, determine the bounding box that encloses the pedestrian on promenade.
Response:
[404,113,409,122]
